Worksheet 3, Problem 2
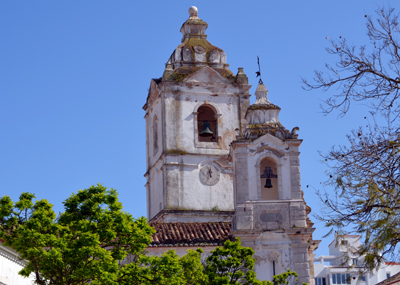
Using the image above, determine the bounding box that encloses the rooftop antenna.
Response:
[256,56,263,84]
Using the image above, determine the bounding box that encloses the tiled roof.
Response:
[149,222,232,247]
[377,272,400,285]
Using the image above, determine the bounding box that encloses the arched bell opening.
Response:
[197,105,217,142]
[260,158,278,200]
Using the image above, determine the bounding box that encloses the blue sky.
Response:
[1,1,397,258]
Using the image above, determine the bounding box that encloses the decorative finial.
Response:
[256,56,263,84]
[188,6,198,18]
[254,84,271,105]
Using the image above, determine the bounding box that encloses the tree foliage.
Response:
[303,6,400,270]
[317,127,400,269]
[204,239,302,285]
[0,184,303,285]
[205,238,259,284]
[0,184,155,285]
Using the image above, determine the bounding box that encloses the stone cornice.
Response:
[0,243,27,267]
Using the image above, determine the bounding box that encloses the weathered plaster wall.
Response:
[232,230,313,284]
[163,157,233,212]
[234,200,307,232]
[144,67,251,221]
[146,96,163,168]
[146,155,235,221]
[163,91,239,154]
[147,157,165,219]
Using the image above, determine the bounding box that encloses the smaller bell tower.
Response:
[230,83,319,284]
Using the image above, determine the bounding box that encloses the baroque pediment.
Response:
[183,66,232,85]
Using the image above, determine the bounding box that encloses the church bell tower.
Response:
[143,6,251,222]
[229,83,319,283]
[143,6,319,285]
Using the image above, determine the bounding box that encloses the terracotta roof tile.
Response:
[386,262,400,265]
[149,222,231,247]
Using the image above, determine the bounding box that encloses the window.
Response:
[315,278,327,285]
[362,275,366,282]
[197,105,217,142]
[272,260,276,276]
[332,273,350,284]
[260,158,278,200]
[387,273,391,279]
[341,240,348,245]
[352,258,358,265]
[152,115,159,156]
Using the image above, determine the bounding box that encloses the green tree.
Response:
[179,249,209,284]
[0,184,154,285]
[0,185,304,285]
[204,238,262,285]
[204,238,303,285]
[302,6,400,271]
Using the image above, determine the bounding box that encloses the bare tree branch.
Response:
[304,6,400,271]
[302,7,400,118]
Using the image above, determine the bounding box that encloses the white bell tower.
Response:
[230,83,319,284]
[143,7,251,223]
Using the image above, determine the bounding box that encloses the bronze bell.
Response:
[199,122,213,137]
[261,166,277,189]
[264,178,273,188]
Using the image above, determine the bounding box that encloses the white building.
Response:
[144,6,319,284]
[314,235,400,285]
[0,242,34,285]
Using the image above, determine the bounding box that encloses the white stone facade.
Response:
[143,6,319,284]
[230,124,317,284]
[144,66,250,220]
